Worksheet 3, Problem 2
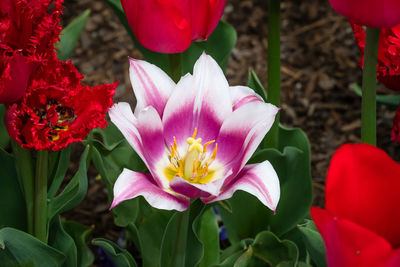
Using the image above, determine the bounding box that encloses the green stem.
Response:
[172,209,190,267]
[361,27,380,146]
[34,150,48,243]
[265,0,281,149]
[11,141,35,235]
[169,53,182,83]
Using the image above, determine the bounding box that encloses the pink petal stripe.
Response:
[109,103,168,188]
[109,103,145,160]
[230,86,264,111]
[111,169,190,211]
[129,58,175,117]
[169,176,222,198]
[203,161,280,212]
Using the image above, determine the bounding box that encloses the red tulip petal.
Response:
[325,143,400,247]
[121,0,191,53]
[330,0,400,28]
[190,0,225,40]
[311,207,395,267]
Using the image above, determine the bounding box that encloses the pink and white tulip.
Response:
[109,53,280,211]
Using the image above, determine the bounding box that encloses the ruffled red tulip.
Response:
[352,24,400,92]
[311,144,400,267]
[329,0,400,28]
[121,0,225,53]
[5,58,116,151]
[0,0,63,104]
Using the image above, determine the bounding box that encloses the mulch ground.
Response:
[61,0,400,264]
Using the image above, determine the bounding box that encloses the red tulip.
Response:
[120,0,225,53]
[392,105,400,143]
[311,144,400,266]
[329,0,400,28]
[0,0,63,104]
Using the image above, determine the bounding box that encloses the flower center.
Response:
[36,100,76,141]
[165,129,217,184]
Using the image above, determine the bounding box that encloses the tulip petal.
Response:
[330,0,400,28]
[230,85,264,111]
[203,161,280,212]
[128,58,175,117]
[311,207,396,267]
[109,103,169,188]
[190,0,225,40]
[169,176,225,198]
[163,53,232,149]
[121,0,191,53]
[111,169,190,211]
[216,101,278,179]
[325,143,400,247]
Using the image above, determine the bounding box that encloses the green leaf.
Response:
[62,221,94,267]
[56,10,91,61]
[247,70,267,101]
[197,208,220,267]
[48,147,71,198]
[352,83,400,106]
[218,129,312,242]
[298,220,327,267]
[0,227,65,266]
[181,21,237,73]
[47,146,89,221]
[92,121,125,151]
[48,216,78,267]
[103,0,236,74]
[0,105,10,149]
[213,232,299,267]
[92,238,137,267]
[0,149,26,230]
[251,231,298,266]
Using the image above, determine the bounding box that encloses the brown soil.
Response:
[61,0,400,263]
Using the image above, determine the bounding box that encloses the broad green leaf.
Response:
[63,221,94,267]
[48,216,78,267]
[197,208,220,267]
[56,10,91,61]
[219,143,312,242]
[0,105,10,148]
[0,227,65,266]
[181,21,237,73]
[298,220,327,267]
[0,149,26,230]
[47,146,89,221]
[213,232,298,267]
[251,231,298,266]
[352,83,400,106]
[92,121,125,151]
[103,0,236,74]
[247,70,267,101]
[92,238,137,267]
[48,147,71,198]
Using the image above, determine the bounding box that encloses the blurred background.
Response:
[61,0,400,258]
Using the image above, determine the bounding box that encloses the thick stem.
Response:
[169,53,182,83]
[265,0,281,149]
[34,150,48,243]
[361,27,380,146]
[11,141,35,235]
[171,209,190,267]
